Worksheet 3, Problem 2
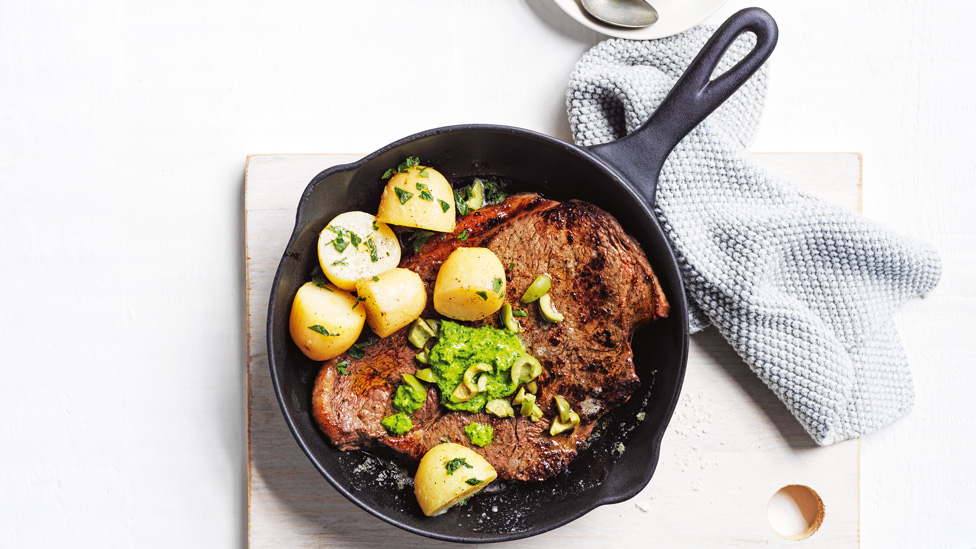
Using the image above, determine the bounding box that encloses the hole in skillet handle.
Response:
[587,7,779,206]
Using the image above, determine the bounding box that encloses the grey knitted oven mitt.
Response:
[567,27,941,445]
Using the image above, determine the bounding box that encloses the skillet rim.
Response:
[266,122,690,543]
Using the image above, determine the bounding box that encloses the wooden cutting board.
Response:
[244,153,861,548]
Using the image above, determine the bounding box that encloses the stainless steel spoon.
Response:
[580,0,659,28]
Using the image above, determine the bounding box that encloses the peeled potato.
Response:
[355,268,426,338]
[433,247,506,321]
[375,164,456,233]
[289,282,366,361]
[318,211,400,291]
[414,443,497,517]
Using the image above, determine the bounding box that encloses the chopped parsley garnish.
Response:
[372,221,379,231]
[331,234,348,253]
[330,258,348,266]
[508,262,514,271]
[481,180,509,204]
[418,166,429,178]
[327,225,362,249]
[336,360,350,375]
[365,237,379,262]
[419,190,433,201]
[454,189,471,216]
[394,187,413,204]
[475,291,488,301]
[311,266,331,289]
[372,276,379,282]
[492,277,503,293]
[445,457,473,475]
[457,229,469,241]
[308,325,335,336]
[438,199,450,213]
[416,182,429,192]
[465,478,482,486]
[408,229,435,253]
[512,309,527,317]
[348,338,376,359]
[352,296,366,309]
[382,156,421,180]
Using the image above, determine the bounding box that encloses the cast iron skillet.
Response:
[267,8,777,543]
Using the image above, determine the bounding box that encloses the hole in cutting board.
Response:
[767,484,825,540]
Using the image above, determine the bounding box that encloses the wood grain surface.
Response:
[245,153,862,548]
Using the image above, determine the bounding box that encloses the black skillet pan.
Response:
[267,7,777,543]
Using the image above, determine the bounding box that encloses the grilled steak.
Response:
[311,194,668,481]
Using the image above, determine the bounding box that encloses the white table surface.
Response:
[1,1,972,547]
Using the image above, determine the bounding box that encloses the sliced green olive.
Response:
[424,318,441,336]
[538,294,564,323]
[529,404,544,423]
[402,373,425,396]
[520,274,551,304]
[485,399,515,418]
[519,393,537,418]
[500,303,522,333]
[513,386,526,405]
[463,363,492,392]
[465,179,485,210]
[554,395,572,423]
[452,382,477,402]
[525,381,537,394]
[511,355,543,385]
[415,368,435,383]
[549,411,580,435]
[476,373,488,392]
[407,318,434,348]
[415,349,429,365]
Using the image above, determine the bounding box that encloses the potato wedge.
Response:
[289,282,366,360]
[414,443,497,517]
[318,211,400,291]
[433,247,506,321]
[375,164,456,233]
[355,268,426,338]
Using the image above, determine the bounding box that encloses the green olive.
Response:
[415,349,429,365]
[519,393,537,418]
[554,395,572,423]
[485,399,515,418]
[538,294,564,323]
[452,382,477,402]
[407,318,434,348]
[549,411,580,435]
[465,179,485,210]
[510,355,543,385]
[476,373,488,392]
[525,381,538,394]
[402,373,425,396]
[463,363,492,393]
[415,368,435,383]
[513,386,526,405]
[500,303,522,333]
[520,274,551,304]
[529,404,544,423]
[424,318,441,336]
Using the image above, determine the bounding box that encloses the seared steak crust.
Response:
[311,194,668,481]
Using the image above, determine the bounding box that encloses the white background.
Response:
[1,0,973,547]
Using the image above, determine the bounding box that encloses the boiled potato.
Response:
[414,443,497,517]
[289,282,366,361]
[433,247,506,321]
[355,268,426,338]
[375,163,456,233]
[318,211,400,291]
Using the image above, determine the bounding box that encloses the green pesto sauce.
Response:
[427,320,524,413]
[464,422,494,447]
[392,383,424,415]
[381,413,412,436]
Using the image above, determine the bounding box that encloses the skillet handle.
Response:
[588,7,778,204]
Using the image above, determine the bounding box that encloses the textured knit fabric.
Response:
[566,27,941,445]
